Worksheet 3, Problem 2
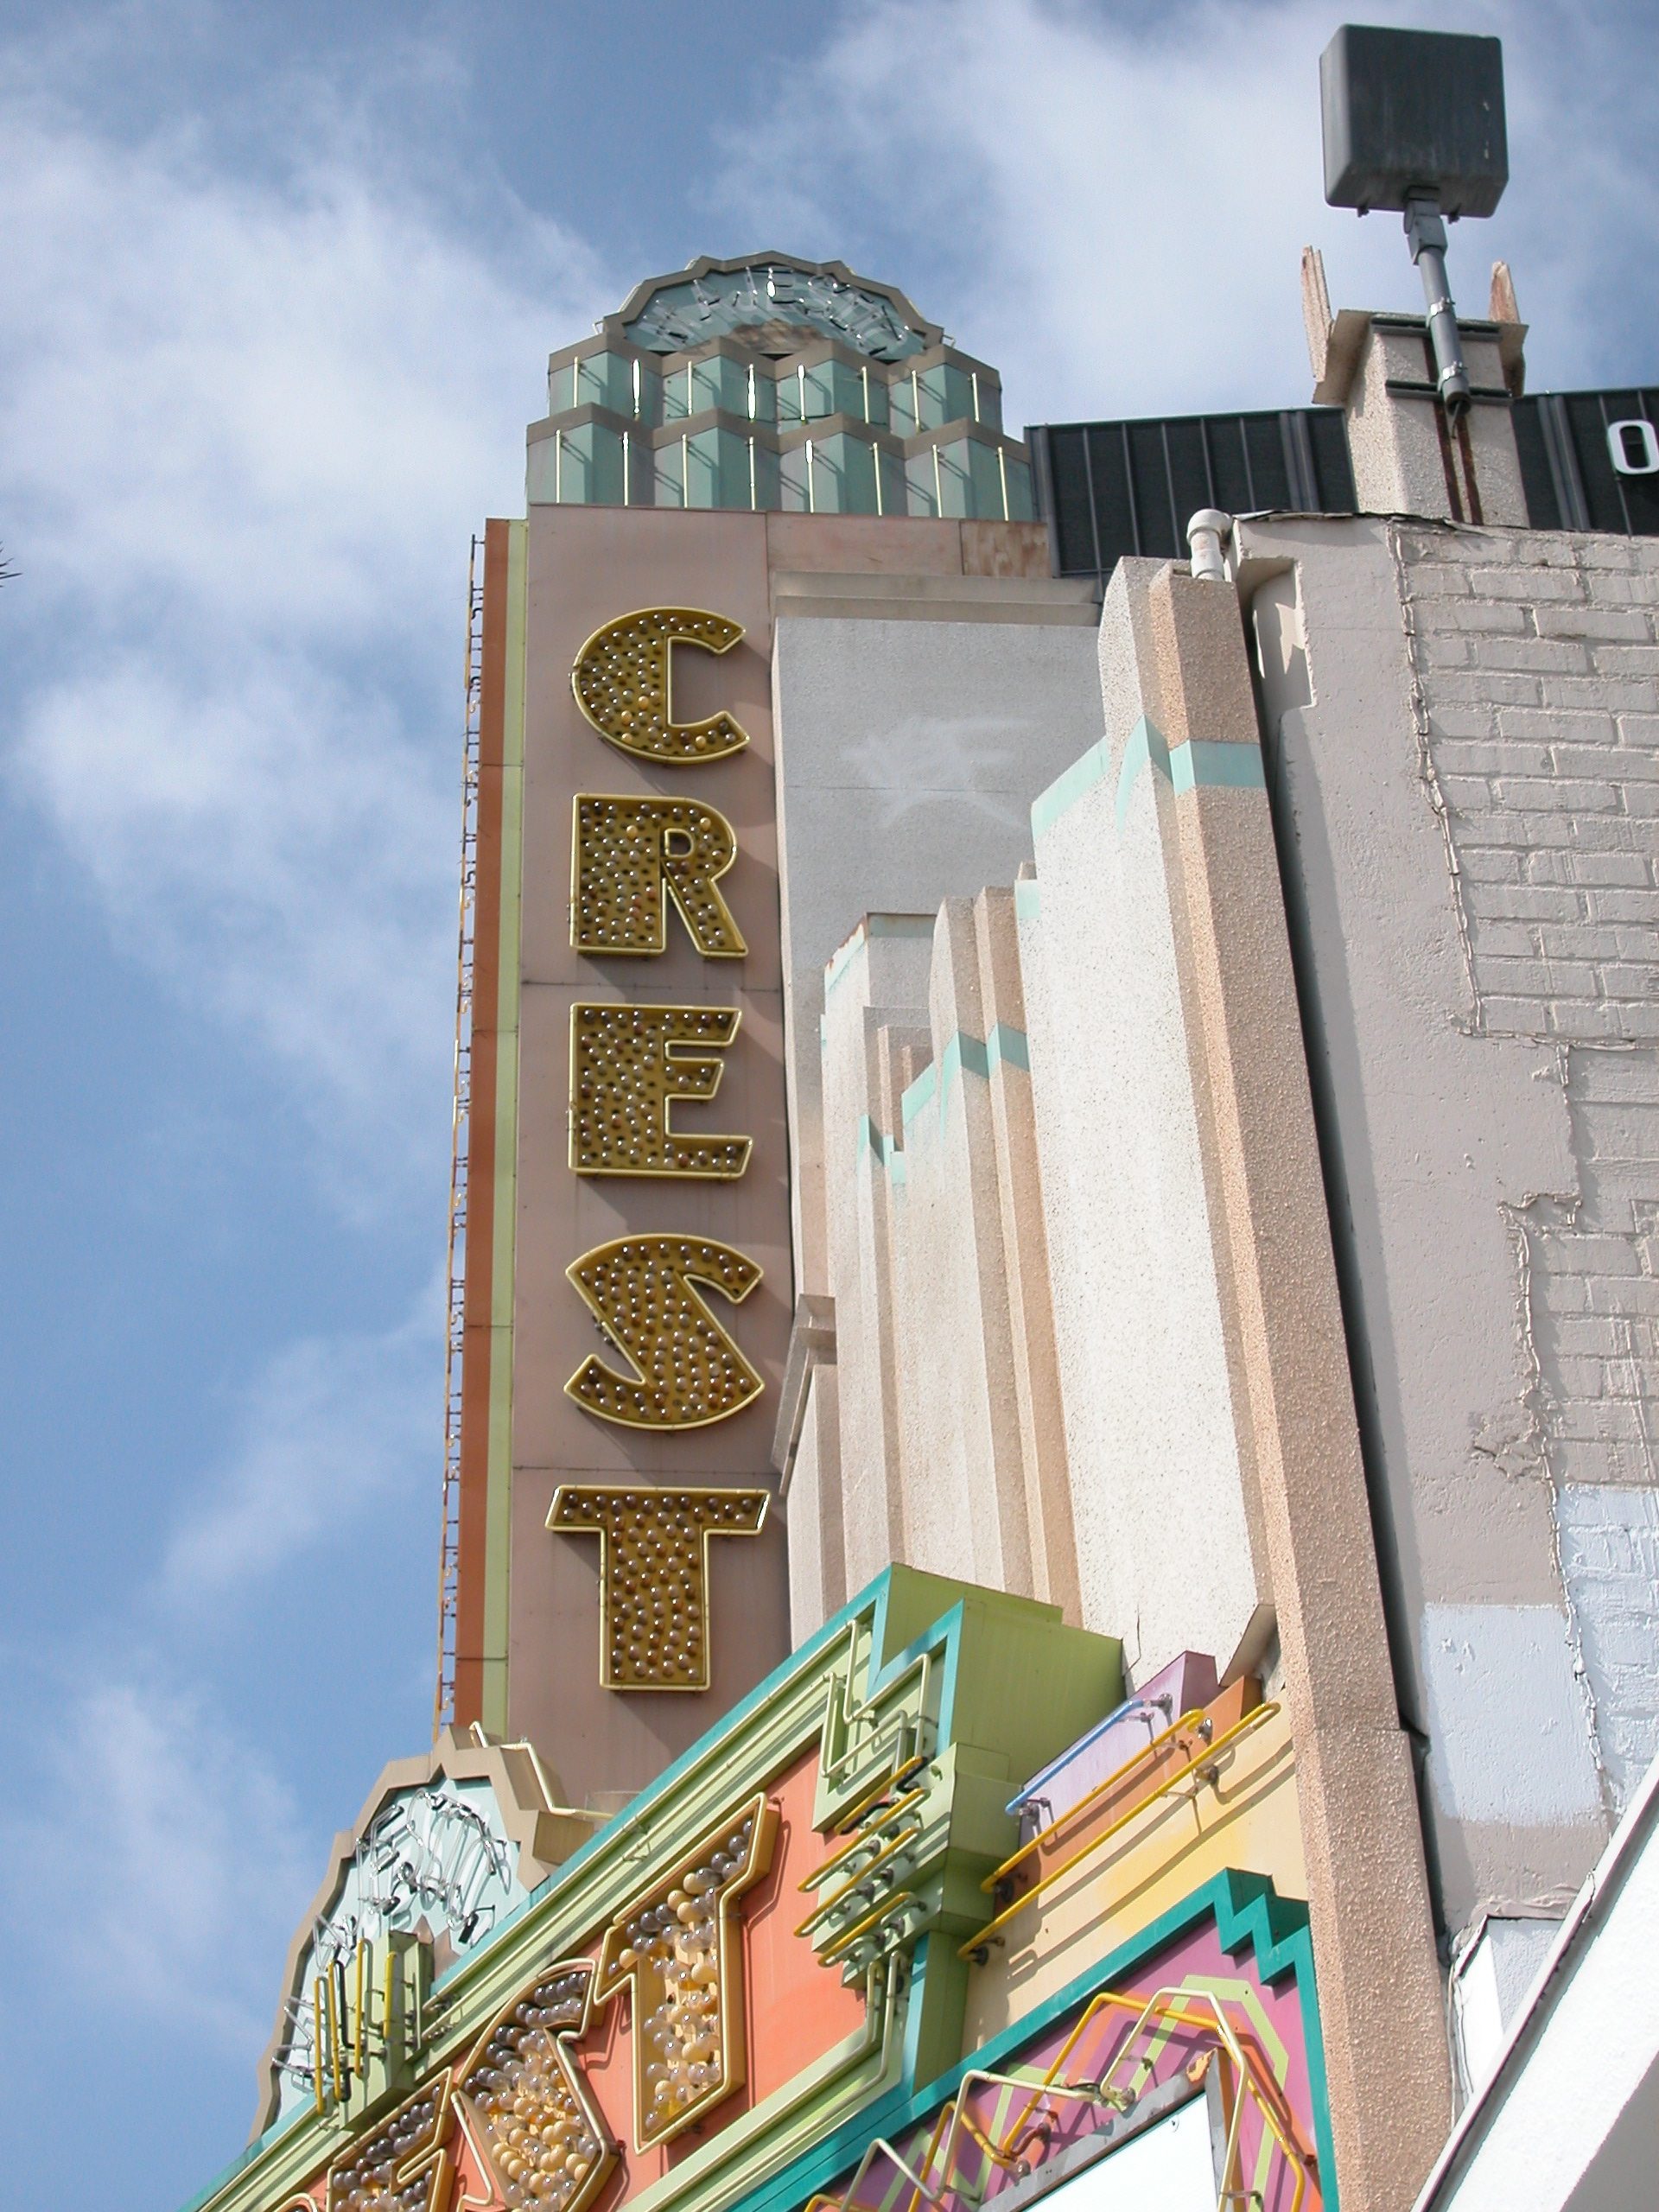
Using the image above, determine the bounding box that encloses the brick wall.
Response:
[1398,524,1659,1814]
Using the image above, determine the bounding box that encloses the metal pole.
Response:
[1404,194,1471,417]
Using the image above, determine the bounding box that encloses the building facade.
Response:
[181,248,1659,2212]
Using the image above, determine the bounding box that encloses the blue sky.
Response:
[0,1,1654,2203]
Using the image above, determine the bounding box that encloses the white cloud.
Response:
[716,0,1659,427]
[0,1670,314,2049]
[0,82,610,1203]
[159,1274,442,1601]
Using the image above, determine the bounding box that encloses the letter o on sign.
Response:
[1607,418,1659,476]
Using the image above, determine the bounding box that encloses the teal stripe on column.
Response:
[1170,740,1267,796]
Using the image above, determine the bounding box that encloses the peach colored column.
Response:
[1145,565,1452,2210]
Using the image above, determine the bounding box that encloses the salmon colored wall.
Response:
[448,1740,865,2209]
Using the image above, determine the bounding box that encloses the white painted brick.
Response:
[1479,995,1550,1034]
[1574,538,1657,573]
[1535,605,1654,642]
[1500,706,1618,745]
[1535,925,1629,962]
[1407,563,1475,598]
[1589,645,1659,677]
[1429,670,1544,709]
[1438,740,1553,777]
[1588,887,1659,920]
[1427,705,1499,739]
[1492,777,1621,812]
[1398,547,1659,1831]
[1550,745,1659,782]
[1600,963,1659,1000]
[1478,885,1583,921]
[1549,1001,1649,1042]
[1436,600,1530,633]
[1467,565,1586,601]
[1557,1486,1659,1810]
[1440,773,1497,811]
[1474,637,1592,675]
[1543,674,1659,712]
[1473,921,1542,957]
[1462,849,1523,881]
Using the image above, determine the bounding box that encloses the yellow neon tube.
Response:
[959,1704,1281,1960]
[799,1787,930,1892]
[796,1827,921,1938]
[818,1890,917,1966]
[982,1709,1211,1891]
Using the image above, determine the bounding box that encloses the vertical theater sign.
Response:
[552,605,772,1693]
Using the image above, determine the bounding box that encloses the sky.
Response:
[0,0,1655,2203]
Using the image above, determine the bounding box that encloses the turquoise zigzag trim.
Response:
[727,1866,1336,2212]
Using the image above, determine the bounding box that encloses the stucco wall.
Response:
[1245,512,1659,1934]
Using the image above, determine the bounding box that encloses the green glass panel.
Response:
[876,445,906,517]
[573,352,634,416]
[963,435,1005,517]
[1003,453,1034,521]
[917,361,976,429]
[975,375,1003,431]
[654,435,685,507]
[690,355,750,419]
[662,364,694,422]
[904,448,939,517]
[685,426,753,510]
[548,362,576,414]
[808,433,880,514]
[752,441,782,510]
[933,439,972,517]
[526,432,559,505]
[801,361,835,420]
[560,422,627,505]
[779,440,810,511]
[776,368,804,426]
